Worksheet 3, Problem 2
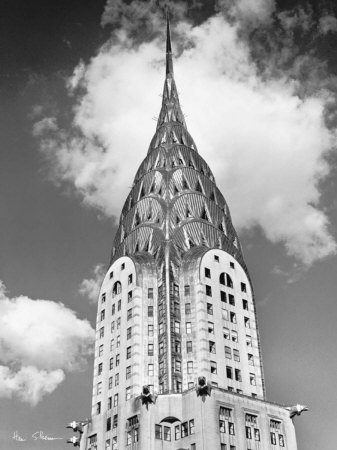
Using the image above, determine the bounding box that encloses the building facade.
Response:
[77,16,300,450]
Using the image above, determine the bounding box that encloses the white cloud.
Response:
[35,9,337,265]
[0,282,94,405]
[318,15,337,35]
[79,264,106,303]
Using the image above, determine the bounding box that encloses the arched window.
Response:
[219,272,233,288]
[112,281,122,297]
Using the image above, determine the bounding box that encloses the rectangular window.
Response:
[127,308,132,320]
[175,340,181,353]
[175,424,180,440]
[148,364,154,376]
[111,304,115,315]
[115,373,119,386]
[148,306,154,317]
[159,341,164,355]
[241,282,247,292]
[186,322,192,334]
[221,290,227,304]
[109,357,113,370]
[189,419,195,435]
[270,420,281,431]
[113,393,118,406]
[128,274,133,284]
[174,284,179,296]
[126,346,131,359]
[233,349,240,361]
[246,335,252,346]
[250,373,256,386]
[116,354,120,366]
[99,327,104,338]
[207,303,213,314]
[110,338,114,351]
[159,361,164,375]
[181,422,188,438]
[219,407,232,419]
[175,360,181,372]
[245,317,250,328]
[209,341,216,353]
[99,344,103,356]
[187,341,193,352]
[254,428,260,441]
[125,386,131,400]
[126,365,131,379]
[184,285,190,296]
[127,326,132,340]
[117,299,121,311]
[279,435,285,447]
[210,361,217,374]
[113,414,118,429]
[248,354,254,365]
[155,425,162,440]
[246,426,252,439]
[128,290,133,302]
[230,312,236,323]
[228,422,235,435]
[98,363,103,376]
[108,396,112,409]
[188,381,194,389]
[96,402,101,414]
[148,287,154,299]
[187,361,193,374]
[226,366,233,379]
[108,377,112,389]
[214,255,219,262]
[101,293,106,303]
[242,299,248,310]
[205,267,211,278]
[148,343,154,356]
[163,426,171,441]
[121,263,125,270]
[223,327,230,339]
[228,294,235,306]
[109,271,113,279]
[117,317,121,329]
[116,335,120,348]
[97,382,102,395]
[206,285,212,296]
[235,368,242,382]
[225,346,232,359]
[231,330,238,342]
[208,321,214,333]
[219,420,226,434]
[222,309,229,320]
[111,321,114,332]
[230,261,235,269]
[148,324,154,337]
[185,303,191,314]
[112,437,117,450]
[174,321,180,334]
[270,432,276,445]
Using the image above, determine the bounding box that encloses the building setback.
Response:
[75,14,303,450]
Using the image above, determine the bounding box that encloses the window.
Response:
[116,335,120,348]
[187,341,193,352]
[155,425,162,440]
[111,304,115,315]
[174,284,179,296]
[210,361,217,374]
[110,338,114,351]
[214,255,219,262]
[99,344,103,357]
[174,321,180,334]
[116,354,120,366]
[164,426,171,441]
[207,303,213,315]
[246,426,252,439]
[117,299,121,311]
[111,321,115,332]
[231,330,238,342]
[109,271,113,279]
[126,386,131,400]
[221,291,227,304]
[205,267,211,278]
[126,365,131,379]
[222,309,228,320]
[233,349,240,361]
[279,435,285,447]
[208,321,214,333]
[246,335,252,346]
[189,419,195,435]
[223,327,230,339]
[128,274,133,284]
[175,340,181,353]
[159,361,164,375]
[117,317,121,329]
[98,363,103,376]
[226,366,233,379]
[244,317,250,328]
[225,346,232,358]
[188,382,194,389]
[184,285,190,296]
[108,396,112,409]
[99,327,104,338]
[237,389,243,394]
[230,312,236,323]
[97,382,102,395]
[96,402,101,414]
[113,393,118,406]
[254,428,260,441]
[128,290,133,302]
[220,272,233,288]
[186,322,192,334]
[270,420,281,431]
[127,346,131,359]
[220,406,232,419]
[108,377,112,389]
[159,341,164,355]
[115,373,119,386]
[112,437,117,450]
[112,281,122,296]
[209,341,216,353]
[270,432,276,445]
[228,294,235,306]
[187,361,193,374]
[148,364,154,376]
[148,288,153,299]
[250,373,256,386]
[148,343,154,356]
[127,327,132,340]
[248,354,254,365]
[235,369,242,381]
[148,324,154,336]
[228,422,235,435]
[127,308,132,320]
[227,386,233,391]
[242,299,248,310]
[101,293,106,303]
[181,422,188,438]
[230,261,235,269]
[148,306,154,317]
[175,360,181,372]
[206,285,212,296]
[175,425,180,440]
[185,303,191,314]
[121,263,125,270]
[241,282,247,292]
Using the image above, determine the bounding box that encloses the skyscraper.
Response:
[76,15,303,450]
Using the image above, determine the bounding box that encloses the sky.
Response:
[1,0,337,448]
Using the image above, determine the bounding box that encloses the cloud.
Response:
[0,281,94,405]
[35,4,337,265]
[79,264,106,303]
[318,14,337,35]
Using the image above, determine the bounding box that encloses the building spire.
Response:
[166,9,173,76]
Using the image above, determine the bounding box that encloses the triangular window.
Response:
[182,177,189,190]
[201,207,209,222]
[196,180,203,193]
[134,211,141,227]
